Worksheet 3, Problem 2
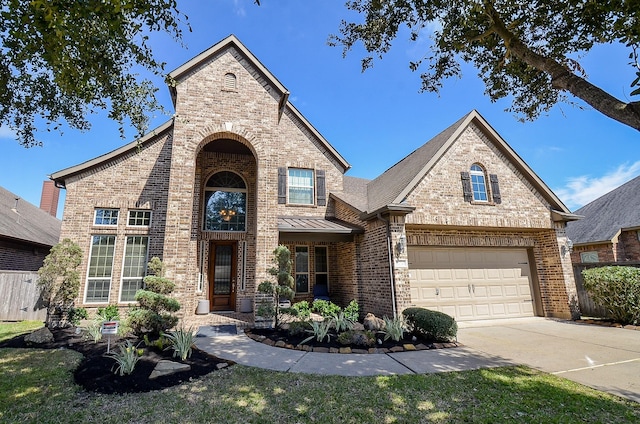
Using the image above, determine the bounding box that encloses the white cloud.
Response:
[233,0,246,17]
[0,126,16,139]
[555,161,640,210]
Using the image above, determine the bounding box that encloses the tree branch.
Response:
[483,1,640,131]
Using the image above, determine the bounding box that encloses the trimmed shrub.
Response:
[312,299,341,318]
[127,257,180,336]
[343,300,360,322]
[582,266,640,325]
[402,307,458,342]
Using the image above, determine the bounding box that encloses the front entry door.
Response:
[209,241,237,311]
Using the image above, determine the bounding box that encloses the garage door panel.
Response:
[409,247,534,321]
[439,287,456,299]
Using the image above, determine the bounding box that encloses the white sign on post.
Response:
[101,321,119,334]
[101,321,119,353]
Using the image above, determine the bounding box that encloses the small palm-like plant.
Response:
[381,315,406,342]
[163,326,196,360]
[333,311,355,333]
[107,340,142,376]
[301,319,333,344]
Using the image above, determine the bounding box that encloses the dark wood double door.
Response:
[209,241,237,311]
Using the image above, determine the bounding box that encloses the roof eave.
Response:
[49,119,174,187]
[360,204,416,221]
[551,209,583,223]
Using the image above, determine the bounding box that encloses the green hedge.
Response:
[582,266,640,325]
[401,307,457,342]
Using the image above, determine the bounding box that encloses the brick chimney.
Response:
[40,180,60,217]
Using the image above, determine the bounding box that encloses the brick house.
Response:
[50,35,581,322]
[0,185,61,271]
[567,174,640,264]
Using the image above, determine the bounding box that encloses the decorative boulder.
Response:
[363,313,385,331]
[24,327,54,345]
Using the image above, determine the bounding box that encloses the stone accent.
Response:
[149,360,191,379]
[363,313,385,331]
[24,327,54,345]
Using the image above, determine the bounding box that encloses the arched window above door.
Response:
[203,171,246,231]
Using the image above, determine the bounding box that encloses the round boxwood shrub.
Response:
[402,307,458,342]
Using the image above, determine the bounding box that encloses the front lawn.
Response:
[0,320,43,342]
[0,344,638,423]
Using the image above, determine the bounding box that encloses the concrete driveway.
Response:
[457,317,640,402]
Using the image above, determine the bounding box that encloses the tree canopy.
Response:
[331,0,640,131]
[0,0,189,147]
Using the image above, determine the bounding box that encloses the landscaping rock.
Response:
[339,347,352,354]
[352,322,365,331]
[403,344,416,351]
[363,313,385,331]
[24,327,54,345]
[216,362,229,370]
[313,347,329,353]
[389,346,404,353]
[352,348,368,354]
[329,347,339,353]
[149,360,191,379]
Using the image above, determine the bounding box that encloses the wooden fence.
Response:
[0,271,46,321]
[573,262,640,318]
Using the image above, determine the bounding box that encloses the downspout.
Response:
[377,212,397,318]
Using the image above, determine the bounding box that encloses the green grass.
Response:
[0,320,43,342]
[0,346,638,423]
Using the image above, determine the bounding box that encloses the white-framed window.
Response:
[470,164,488,202]
[85,235,116,303]
[128,210,151,227]
[580,251,599,263]
[119,236,149,302]
[295,246,309,293]
[288,168,314,205]
[314,246,328,288]
[94,208,119,226]
[203,171,247,231]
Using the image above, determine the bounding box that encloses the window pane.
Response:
[204,191,246,231]
[295,247,309,272]
[95,209,118,225]
[296,274,309,293]
[288,169,314,204]
[315,247,327,273]
[295,246,309,292]
[120,236,148,302]
[86,235,115,303]
[128,210,151,226]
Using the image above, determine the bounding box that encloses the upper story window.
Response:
[128,210,151,227]
[277,167,326,206]
[288,168,315,205]
[203,171,246,232]
[470,164,488,202]
[94,208,119,226]
[461,165,501,204]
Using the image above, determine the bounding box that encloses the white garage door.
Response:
[408,247,535,321]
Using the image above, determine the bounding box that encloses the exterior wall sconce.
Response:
[396,234,407,255]
[561,239,573,257]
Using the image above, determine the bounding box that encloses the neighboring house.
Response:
[566,174,640,264]
[50,35,581,322]
[0,185,61,271]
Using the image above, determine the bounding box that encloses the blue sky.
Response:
[1,1,639,218]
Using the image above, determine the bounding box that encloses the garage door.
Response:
[408,247,535,321]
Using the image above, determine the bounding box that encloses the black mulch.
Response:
[245,327,454,351]
[0,327,234,395]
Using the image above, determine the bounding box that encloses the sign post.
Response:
[101,321,119,353]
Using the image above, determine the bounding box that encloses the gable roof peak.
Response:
[364,109,570,215]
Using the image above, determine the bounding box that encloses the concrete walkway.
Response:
[195,317,640,402]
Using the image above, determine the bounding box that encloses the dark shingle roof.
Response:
[566,174,640,244]
[365,113,469,212]
[0,186,61,247]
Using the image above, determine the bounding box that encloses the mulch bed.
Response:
[0,327,234,395]
[245,327,459,353]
